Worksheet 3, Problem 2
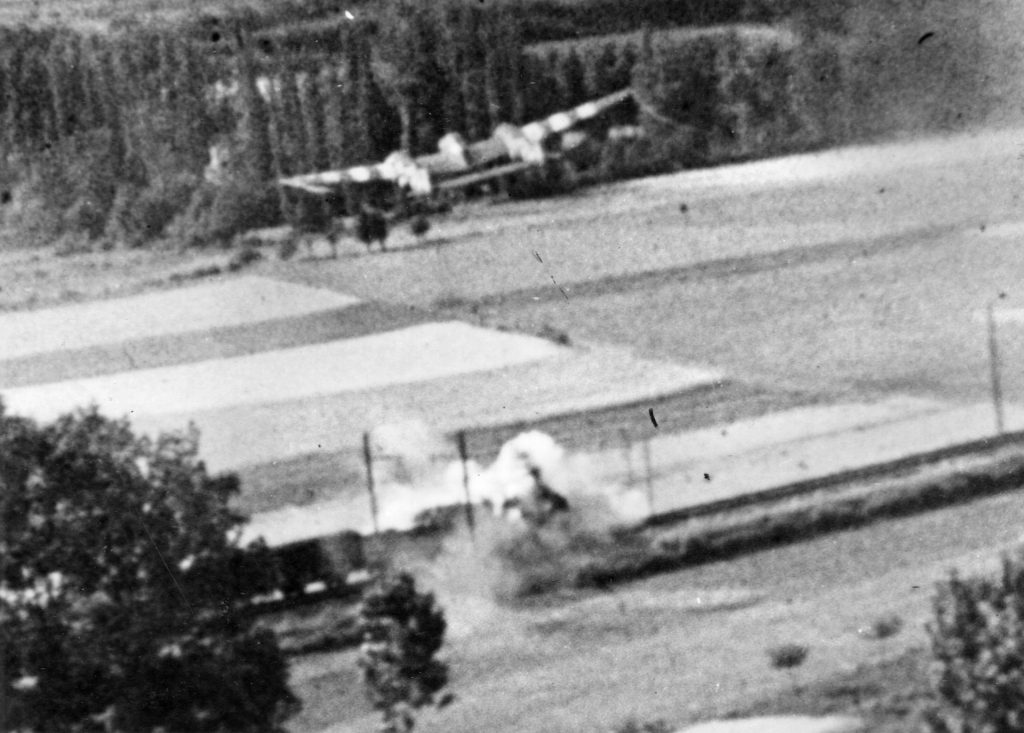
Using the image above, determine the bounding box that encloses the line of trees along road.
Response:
[0,0,1012,251]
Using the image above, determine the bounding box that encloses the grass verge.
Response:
[725,646,934,732]
[573,443,1024,591]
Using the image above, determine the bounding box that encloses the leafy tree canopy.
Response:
[0,404,296,732]
[357,572,449,733]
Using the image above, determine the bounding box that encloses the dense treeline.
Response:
[0,25,227,249]
[0,0,1016,251]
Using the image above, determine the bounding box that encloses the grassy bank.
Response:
[726,647,934,732]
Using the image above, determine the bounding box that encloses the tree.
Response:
[276,67,308,175]
[591,42,621,99]
[496,7,526,124]
[373,0,448,154]
[520,53,560,122]
[927,552,1024,732]
[298,70,328,172]
[436,4,467,136]
[320,65,347,170]
[348,27,400,161]
[410,214,430,242]
[636,33,723,162]
[455,6,489,140]
[233,29,274,183]
[0,404,297,732]
[164,34,217,173]
[357,572,449,733]
[356,204,389,252]
[560,48,589,108]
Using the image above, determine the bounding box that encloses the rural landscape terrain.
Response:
[5,1,1024,733]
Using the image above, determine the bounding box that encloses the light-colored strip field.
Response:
[646,396,946,462]
[632,127,1024,195]
[0,276,359,361]
[635,401,1024,515]
[974,220,1024,239]
[134,344,723,472]
[0,322,566,424]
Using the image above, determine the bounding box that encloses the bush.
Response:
[169,181,282,248]
[105,177,200,249]
[228,243,264,271]
[596,129,698,182]
[927,552,1024,732]
[61,195,108,241]
[537,323,572,346]
[204,181,282,246]
[412,505,462,535]
[166,183,218,248]
[51,230,95,258]
[508,159,580,199]
[864,613,904,641]
[356,207,389,249]
[357,572,449,733]
[410,215,431,240]
[0,405,297,732]
[614,719,672,733]
[768,643,809,670]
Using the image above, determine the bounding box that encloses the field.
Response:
[4,124,1024,731]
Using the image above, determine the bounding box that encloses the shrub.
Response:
[104,176,199,249]
[288,193,331,235]
[864,613,904,641]
[614,718,672,733]
[768,643,809,670]
[168,180,281,248]
[357,572,449,733]
[410,214,431,240]
[52,230,95,258]
[412,505,462,535]
[538,323,572,346]
[508,159,580,200]
[166,183,218,248]
[927,552,1024,732]
[204,181,282,246]
[595,129,697,183]
[61,195,108,240]
[228,243,264,272]
[356,207,389,249]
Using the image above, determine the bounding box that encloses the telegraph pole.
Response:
[987,302,1005,435]
[457,431,475,536]
[362,432,380,535]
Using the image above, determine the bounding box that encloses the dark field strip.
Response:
[0,300,431,388]
[458,379,827,459]
[457,222,959,310]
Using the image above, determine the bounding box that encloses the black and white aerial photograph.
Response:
[2,0,1024,731]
